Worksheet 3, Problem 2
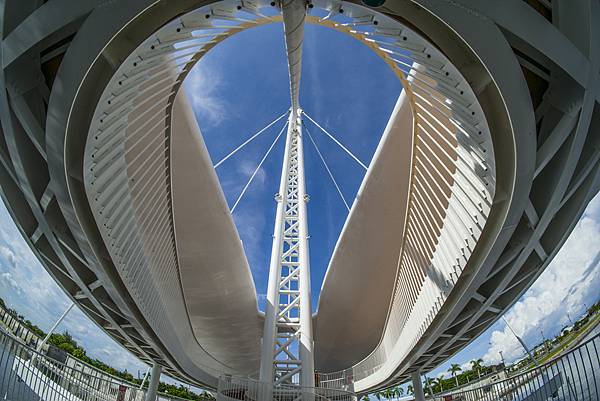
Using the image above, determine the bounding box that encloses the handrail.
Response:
[216,375,355,401]
[0,306,144,388]
[425,332,600,401]
[0,316,201,401]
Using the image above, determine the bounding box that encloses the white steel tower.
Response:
[260,110,314,388]
[260,0,314,391]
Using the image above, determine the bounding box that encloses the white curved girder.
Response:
[314,91,414,373]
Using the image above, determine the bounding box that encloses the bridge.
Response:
[0,0,598,400]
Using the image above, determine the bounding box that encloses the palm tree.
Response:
[423,377,435,395]
[448,363,462,387]
[437,374,445,392]
[361,395,370,401]
[395,386,404,398]
[470,358,484,378]
[375,392,382,401]
[383,388,394,400]
[407,384,414,395]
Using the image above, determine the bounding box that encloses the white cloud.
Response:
[1,271,20,294]
[0,199,147,375]
[184,60,228,128]
[0,245,16,268]
[483,193,600,364]
[238,158,267,188]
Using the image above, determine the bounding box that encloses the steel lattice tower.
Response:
[260,0,314,393]
[259,109,315,390]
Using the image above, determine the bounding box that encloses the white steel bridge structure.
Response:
[0,0,599,400]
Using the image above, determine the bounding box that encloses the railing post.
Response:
[411,370,425,401]
[145,363,162,401]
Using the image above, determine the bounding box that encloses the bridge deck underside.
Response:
[0,0,597,392]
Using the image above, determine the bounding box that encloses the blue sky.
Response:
[0,19,599,391]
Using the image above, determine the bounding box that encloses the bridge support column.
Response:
[145,363,162,401]
[411,370,425,401]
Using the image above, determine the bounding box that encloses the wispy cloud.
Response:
[483,193,600,364]
[0,271,20,294]
[184,59,228,129]
[238,158,268,188]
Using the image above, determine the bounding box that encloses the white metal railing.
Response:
[0,306,145,391]
[216,375,353,401]
[425,332,600,401]
[0,328,198,401]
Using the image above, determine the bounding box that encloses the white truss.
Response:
[260,111,315,392]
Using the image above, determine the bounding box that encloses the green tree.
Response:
[423,377,435,395]
[407,384,413,395]
[437,375,445,392]
[72,347,86,360]
[57,341,76,354]
[448,363,462,387]
[23,319,45,338]
[470,358,484,378]
[361,395,370,401]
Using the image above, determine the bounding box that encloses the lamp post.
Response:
[36,302,74,353]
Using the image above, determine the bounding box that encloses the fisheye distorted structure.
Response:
[0,1,598,400]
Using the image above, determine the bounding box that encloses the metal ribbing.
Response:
[83,8,267,379]
[312,3,495,387]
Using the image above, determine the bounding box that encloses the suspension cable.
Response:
[214,110,289,168]
[302,111,368,171]
[305,126,351,211]
[230,120,289,213]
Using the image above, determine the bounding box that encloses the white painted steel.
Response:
[309,3,495,391]
[313,91,414,373]
[35,302,74,353]
[296,114,316,391]
[145,363,162,401]
[281,0,307,117]
[411,371,425,401]
[260,111,295,387]
[2,0,597,395]
[260,111,315,390]
[216,375,353,401]
[49,1,497,388]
